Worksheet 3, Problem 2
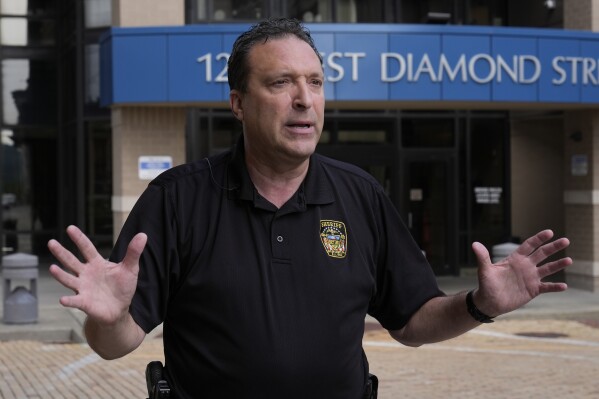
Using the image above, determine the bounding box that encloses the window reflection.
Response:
[287,0,332,22]
[85,44,100,104]
[212,0,265,20]
[470,118,506,242]
[1,0,56,16]
[87,122,112,253]
[0,17,54,45]
[2,59,57,125]
[1,0,28,15]
[2,60,28,125]
[402,118,455,148]
[1,17,26,45]
[211,117,242,153]
[1,128,30,254]
[84,0,111,28]
[1,128,57,255]
[337,0,357,22]
[196,0,207,20]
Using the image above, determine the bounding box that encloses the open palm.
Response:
[471,229,571,317]
[48,225,147,326]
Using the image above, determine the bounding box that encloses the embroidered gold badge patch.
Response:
[320,220,347,258]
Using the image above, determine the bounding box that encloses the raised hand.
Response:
[47,225,147,326]
[471,229,572,317]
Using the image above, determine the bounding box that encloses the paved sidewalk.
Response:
[1,318,599,398]
[2,267,599,342]
[1,266,599,398]
[365,318,599,398]
[0,265,85,343]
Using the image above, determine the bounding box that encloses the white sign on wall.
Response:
[138,156,172,180]
[571,154,588,176]
[474,186,503,204]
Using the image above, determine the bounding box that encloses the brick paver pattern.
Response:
[1,319,598,398]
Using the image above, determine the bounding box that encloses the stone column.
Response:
[112,0,184,27]
[110,0,186,238]
[563,0,599,290]
[111,108,186,238]
[563,111,599,290]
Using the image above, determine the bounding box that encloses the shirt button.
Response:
[276,235,284,243]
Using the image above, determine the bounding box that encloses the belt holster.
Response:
[146,361,171,399]
[363,373,379,399]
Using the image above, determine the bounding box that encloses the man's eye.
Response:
[311,79,323,87]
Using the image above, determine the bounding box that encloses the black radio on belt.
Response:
[363,373,379,399]
[146,361,171,399]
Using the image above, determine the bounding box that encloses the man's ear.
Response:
[229,90,243,121]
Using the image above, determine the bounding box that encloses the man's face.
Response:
[230,36,325,168]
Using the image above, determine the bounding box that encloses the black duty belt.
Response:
[146,361,379,399]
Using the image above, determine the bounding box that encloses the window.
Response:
[317,115,395,194]
[85,44,100,105]
[0,1,59,259]
[338,0,384,22]
[187,110,242,161]
[210,0,267,21]
[467,0,507,26]
[86,122,112,253]
[0,17,55,45]
[1,0,56,16]
[286,0,332,22]
[401,117,455,148]
[468,116,508,246]
[399,0,453,24]
[1,128,57,255]
[84,0,111,28]
[2,59,57,125]
[211,116,242,152]
[0,0,57,46]
[191,0,387,23]
[337,120,388,143]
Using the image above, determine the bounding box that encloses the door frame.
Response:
[399,150,459,276]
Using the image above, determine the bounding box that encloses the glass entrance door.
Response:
[401,154,457,275]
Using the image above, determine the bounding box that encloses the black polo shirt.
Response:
[111,137,443,399]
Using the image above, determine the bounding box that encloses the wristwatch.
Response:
[466,290,495,323]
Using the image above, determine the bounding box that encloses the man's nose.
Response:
[292,81,313,109]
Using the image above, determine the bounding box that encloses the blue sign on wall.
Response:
[100,24,599,106]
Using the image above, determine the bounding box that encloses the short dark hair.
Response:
[227,17,323,93]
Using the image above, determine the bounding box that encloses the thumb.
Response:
[122,233,147,270]
[472,241,492,268]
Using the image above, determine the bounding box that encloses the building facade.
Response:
[3,0,599,290]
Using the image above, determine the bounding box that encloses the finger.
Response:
[471,242,492,267]
[49,264,80,292]
[121,233,147,271]
[49,266,85,310]
[529,237,570,265]
[537,256,573,280]
[66,225,102,263]
[538,281,568,294]
[514,229,554,257]
[47,239,84,275]
[59,294,85,309]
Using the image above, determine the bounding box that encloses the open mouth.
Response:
[288,123,312,129]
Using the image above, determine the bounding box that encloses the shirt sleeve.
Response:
[367,189,445,331]
[109,182,181,334]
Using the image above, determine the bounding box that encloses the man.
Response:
[48,18,572,398]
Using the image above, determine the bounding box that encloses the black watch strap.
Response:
[466,290,495,323]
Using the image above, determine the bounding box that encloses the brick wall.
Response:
[111,106,186,236]
[112,0,184,27]
[564,0,594,30]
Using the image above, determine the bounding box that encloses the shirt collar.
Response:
[227,135,335,206]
